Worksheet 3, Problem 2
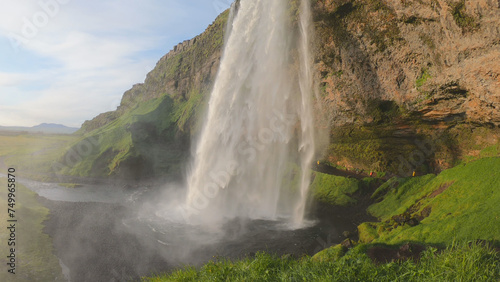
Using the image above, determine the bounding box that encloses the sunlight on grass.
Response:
[143,241,499,281]
[365,157,500,244]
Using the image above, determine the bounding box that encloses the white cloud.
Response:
[0,0,231,127]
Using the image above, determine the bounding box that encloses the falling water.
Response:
[184,0,316,226]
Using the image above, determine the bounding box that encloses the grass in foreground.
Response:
[143,241,499,281]
[0,178,64,281]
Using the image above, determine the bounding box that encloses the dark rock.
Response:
[340,238,354,249]
[396,243,427,261]
[407,217,419,227]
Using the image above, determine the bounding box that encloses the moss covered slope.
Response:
[0,178,64,281]
[359,157,500,244]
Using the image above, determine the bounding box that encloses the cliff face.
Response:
[314,0,500,126]
[65,0,499,180]
[312,0,500,174]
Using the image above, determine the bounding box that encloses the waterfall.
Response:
[183,0,316,227]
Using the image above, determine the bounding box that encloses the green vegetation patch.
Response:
[310,171,361,206]
[416,68,431,89]
[364,157,500,244]
[0,178,64,281]
[56,93,196,179]
[0,133,76,176]
[358,222,380,243]
[143,241,499,281]
[312,244,346,262]
[369,174,436,219]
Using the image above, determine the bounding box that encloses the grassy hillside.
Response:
[358,157,500,244]
[0,178,64,281]
[57,92,204,180]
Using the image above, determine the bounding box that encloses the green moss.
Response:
[367,158,500,245]
[327,123,422,173]
[312,244,346,262]
[368,174,436,220]
[358,222,380,243]
[479,144,500,158]
[172,88,205,131]
[310,172,360,206]
[416,68,431,88]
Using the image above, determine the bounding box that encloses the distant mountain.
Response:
[0,123,79,134]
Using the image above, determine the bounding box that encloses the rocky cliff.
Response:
[62,0,499,180]
[312,0,499,174]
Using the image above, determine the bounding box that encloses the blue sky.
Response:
[0,0,232,127]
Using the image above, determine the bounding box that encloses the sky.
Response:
[0,0,232,127]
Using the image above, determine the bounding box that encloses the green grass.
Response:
[363,157,500,244]
[369,174,436,218]
[480,144,500,158]
[143,241,499,281]
[56,94,189,178]
[0,178,65,281]
[0,133,77,175]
